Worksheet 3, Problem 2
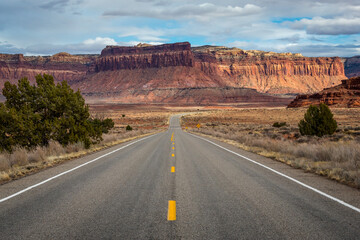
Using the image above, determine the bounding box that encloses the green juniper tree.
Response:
[298,103,337,137]
[0,74,114,151]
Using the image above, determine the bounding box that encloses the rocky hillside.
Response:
[192,46,345,94]
[96,42,194,71]
[0,42,348,104]
[288,77,360,108]
[0,52,97,87]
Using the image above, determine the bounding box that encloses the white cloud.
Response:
[103,3,262,21]
[118,27,168,42]
[292,17,360,35]
[126,41,165,46]
[276,43,360,57]
[23,37,119,55]
[83,37,117,45]
[1,0,360,57]
[228,41,259,50]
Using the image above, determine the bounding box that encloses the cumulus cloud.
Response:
[1,0,360,57]
[0,41,23,54]
[292,17,360,35]
[15,37,167,55]
[280,43,360,57]
[118,27,168,42]
[10,37,121,55]
[83,37,117,45]
[228,41,259,50]
[103,3,262,21]
[36,37,120,54]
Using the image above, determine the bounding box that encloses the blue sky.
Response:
[0,0,359,57]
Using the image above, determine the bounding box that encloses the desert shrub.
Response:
[28,147,46,163]
[298,104,337,137]
[273,122,287,128]
[46,141,66,156]
[102,134,118,144]
[9,148,28,166]
[0,155,11,171]
[126,125,133,131]
[65,142,84,153]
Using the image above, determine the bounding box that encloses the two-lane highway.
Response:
[1,115,359,239]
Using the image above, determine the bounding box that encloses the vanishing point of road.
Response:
[1,115,359,239]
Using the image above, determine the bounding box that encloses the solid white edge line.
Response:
[188,133,360,214]
[0,133,159,203]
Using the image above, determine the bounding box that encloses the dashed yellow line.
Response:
[168,133,176,221]
[167,200,176,221]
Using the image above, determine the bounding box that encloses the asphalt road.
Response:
[1,115,360,239]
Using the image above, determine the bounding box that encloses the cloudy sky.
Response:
[0,0,360,57]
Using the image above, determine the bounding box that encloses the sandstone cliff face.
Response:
[0,42,349,104]
[0,53,96,87]
[288,77,360,108]
[95,42,194,71]
[192,46,345,94]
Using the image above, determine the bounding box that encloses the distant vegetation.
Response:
[299,104,337,137]
[273,122,287,128]
[0,74,114,152]
[182,108,360,188]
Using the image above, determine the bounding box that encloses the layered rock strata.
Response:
[0,52,96,87]
[288,77,360,108]
[0,42,349,104]
[192,46,345,94]
[95,42,194,71]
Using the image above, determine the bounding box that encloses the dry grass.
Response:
[1,103,191,184]
[0,129,160,184]
[89,104,173,131]
[182,107,360,188]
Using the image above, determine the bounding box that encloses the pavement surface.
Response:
[1,115,359,239]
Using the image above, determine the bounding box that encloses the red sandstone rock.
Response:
[192,46,345,94]
[0,42,350,104]
[287,77,360,108]
[0,53,97,88]
[95,42,194,71]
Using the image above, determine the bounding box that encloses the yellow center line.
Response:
[171,153,175,157]
[167,200,176,221]
[172,147,175,150]
[171,166,175,172]
[172,142,175,145]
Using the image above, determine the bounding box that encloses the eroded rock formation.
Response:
[192,46,345,94]
[287,77,360,108]
[0,53,97,87]
[95,42,194,71]
[0,42,349,104]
